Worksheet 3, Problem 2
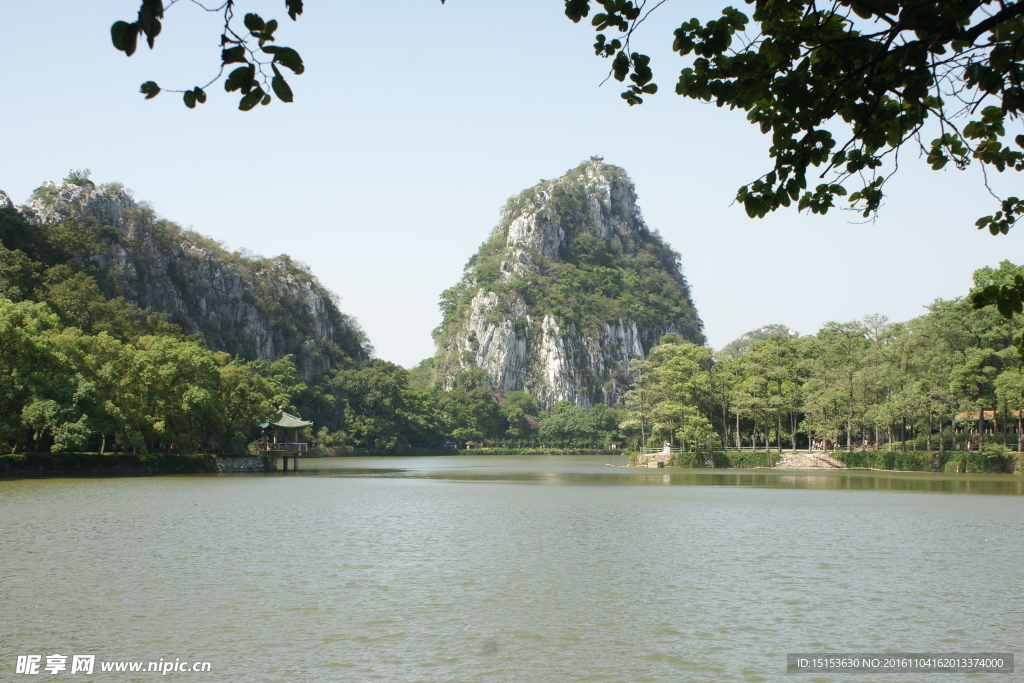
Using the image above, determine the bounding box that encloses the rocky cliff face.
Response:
[434,159,704,408]
[15,180,368,379]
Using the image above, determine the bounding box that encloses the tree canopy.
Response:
[111,0,308,110]
[112,0,1023,239]
[565,0,1024,234]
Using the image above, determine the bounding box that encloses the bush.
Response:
[443,447,622,456]
[941,444,1011,473]
[836,451,932,471]
[670,452,707,468]
[717,451,781,468]
[662,450,779,468]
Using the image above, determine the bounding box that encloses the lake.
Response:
[2,455,1022,682]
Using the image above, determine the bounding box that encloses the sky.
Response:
[4,0,1023,367]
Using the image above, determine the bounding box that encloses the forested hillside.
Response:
[433,158,704,408]
[4,170,1024,463]
[5,172,368,380]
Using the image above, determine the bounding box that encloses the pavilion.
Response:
[257,409,313,471]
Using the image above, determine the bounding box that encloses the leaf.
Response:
[612,51,629,82]
[239,87,265,111]
[224,64,256,93]
[138,2,162,49]
[285,0,304,20]
[143,0,164,19]
[222,46,247,65]
[224,66,250,92]
[263,46,305,74]
[272,74,294,102]
[244,13,266,32]
[565,0,590,22]
[139,81,160,99]
[111,21,133,52]
[183,87,205,108]
[123,22,139,56]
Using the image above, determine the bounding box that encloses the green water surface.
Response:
[2,455,1021,682]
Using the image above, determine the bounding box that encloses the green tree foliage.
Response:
[718,324,799,361]
[733,331,801,452]
[434,369,502,446]
[624,334,717,450]
[112,1,307,110]
[499,391,540,442]
[619,263,1024,465]
[536,400,623,448]
[538,401,594,446]
[0,296,284,454]
[439,163,702,342]
[565,0,1024,232]
[328,360,444,452]
[689,267,1024,458]
[0,206,296,455]
[407,357,437,391]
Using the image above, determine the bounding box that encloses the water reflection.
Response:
[289,456,1024,495]
[4,454,1022,683]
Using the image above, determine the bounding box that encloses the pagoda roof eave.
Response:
[257,410,313,429]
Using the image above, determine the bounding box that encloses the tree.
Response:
[109,0,1022,236]
[564,0,1024,233]
[434,370,501,447]
[0,299,88,452]
[330,359,437,452]
[537,401,595,447]
[646,337,717,450]
[622,358,654,449]
[799,321,870,449]
[217,359,276,452]
[131,335,223,452]
[738,332,802,452]
[111,0,308,110]
[499,391,540,443]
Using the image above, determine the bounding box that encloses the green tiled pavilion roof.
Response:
[257,410,313,429]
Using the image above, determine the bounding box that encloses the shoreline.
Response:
[0,453,277,476]
[2,450,1022,477]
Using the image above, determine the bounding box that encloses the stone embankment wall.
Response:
[0,453,215,475]
[214,456,276,472]
[0,454,278,475]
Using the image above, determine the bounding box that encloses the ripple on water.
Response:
[1,458,1022,682]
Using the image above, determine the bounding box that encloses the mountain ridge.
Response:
[3,178,368,380]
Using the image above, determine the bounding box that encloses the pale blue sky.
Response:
[4,1,1022,366]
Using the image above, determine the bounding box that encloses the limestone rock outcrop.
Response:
[18,180,369,379]
[434,159,704,407]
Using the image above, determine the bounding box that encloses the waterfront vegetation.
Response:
[4,185,1024,473]
[618,261,1024,473]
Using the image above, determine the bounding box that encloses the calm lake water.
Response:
[2,455,1022,682]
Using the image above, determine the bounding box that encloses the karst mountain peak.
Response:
[433,158,704,408]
